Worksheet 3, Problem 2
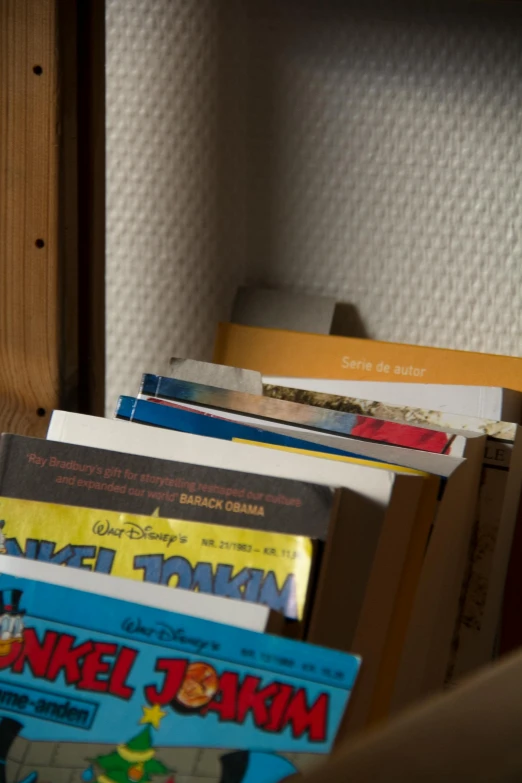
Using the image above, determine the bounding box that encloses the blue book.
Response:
[138,373,454,455]
[115,396,379,464]
[0,560,359,783]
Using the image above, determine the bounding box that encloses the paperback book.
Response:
[263,384,522,687]
[115,395,463,477]
[139,374,455,455]
[115,397,400,467]
[0,555,360,783]
[214,322,522,391]
[0,434,335,540]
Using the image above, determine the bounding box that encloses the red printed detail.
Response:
[352,416,450,453]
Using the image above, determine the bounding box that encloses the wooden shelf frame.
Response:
[0,0,106,434]
[0,0,60,436]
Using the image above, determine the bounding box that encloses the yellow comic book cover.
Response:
[0,496,315,620]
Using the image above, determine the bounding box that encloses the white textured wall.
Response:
[106,0,522,414]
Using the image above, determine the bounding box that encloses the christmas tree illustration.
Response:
[83,707,171,783]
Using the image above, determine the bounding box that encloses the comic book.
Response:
[0,555,360,783]
[0,497,316,622]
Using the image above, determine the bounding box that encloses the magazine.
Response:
[0,556,360,783]
[0,497,316,621]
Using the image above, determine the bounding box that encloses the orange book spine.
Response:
[215,323,522,392]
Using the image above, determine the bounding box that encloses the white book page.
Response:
[0,554,271,632]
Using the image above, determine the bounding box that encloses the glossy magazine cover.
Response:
[0,497,315,621]
[0,563,360,783]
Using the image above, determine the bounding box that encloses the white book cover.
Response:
[48,410,425,504]
[0,553,273,631]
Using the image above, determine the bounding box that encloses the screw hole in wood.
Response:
[33,65,43,75]
[36,408,46,417]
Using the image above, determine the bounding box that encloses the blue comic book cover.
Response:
[114,396,378,465]
[0,570,360,783]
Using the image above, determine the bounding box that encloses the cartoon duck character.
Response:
[0,589,25,657]
[172,661,219,713]
[0,717,38,783]
[219,751,299,783]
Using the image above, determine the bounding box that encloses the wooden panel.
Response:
[0,0,59,436]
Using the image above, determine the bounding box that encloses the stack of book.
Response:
[1,317,522,783]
